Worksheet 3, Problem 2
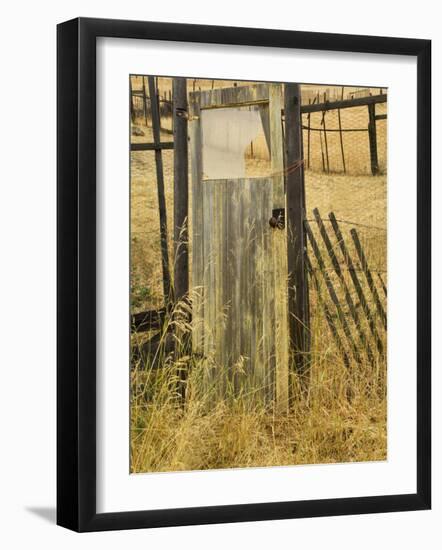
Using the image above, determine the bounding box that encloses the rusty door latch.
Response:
[269,208,285,229]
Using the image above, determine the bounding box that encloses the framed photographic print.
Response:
[57,17,431,532]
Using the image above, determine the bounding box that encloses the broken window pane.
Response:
[201,104,271,180]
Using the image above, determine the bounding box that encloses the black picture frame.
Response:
[57,17,431,532]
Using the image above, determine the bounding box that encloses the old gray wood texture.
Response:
[193,83,269,110]
[190,83,291,407]
[200,178,276,405]
[189,93,204,353]
[269,84,289,411]
[147,76,172,307]
[284,83,309,378]
[269,84,284,208]
[172,77,189,303]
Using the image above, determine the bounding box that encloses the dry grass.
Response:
[130,299,386,473]
[130,80,387,473]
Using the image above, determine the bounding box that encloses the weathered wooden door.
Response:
[189,84,289,408]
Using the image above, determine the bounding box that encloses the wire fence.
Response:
[302,95,387,176]
[130,76,387,178]
[129,76,387,328]
[305,208,387,367]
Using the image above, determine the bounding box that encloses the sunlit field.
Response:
[130,80,387,473]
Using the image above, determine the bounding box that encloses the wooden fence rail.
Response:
[147,76,172,308]
[300,93,387,114]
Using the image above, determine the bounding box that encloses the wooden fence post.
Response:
[319,107,326,172]
[338,87,346,173]
[284,83,310,380]
[172,77,189,304]
[142,76,148,126]
[129,76,135,123]
[147,76,172,308]
[368,103,379,175]
[321,94,330,173]
[173,77,189,400]
[307,99,311,169]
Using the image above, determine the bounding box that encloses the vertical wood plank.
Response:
[173,78,189,399]
[142,76,148,126]
[211,180,221,395]
[270,84,289,411]
[319,121,326,173]
[368,103,379,175]
[129,76,135,123]
[230,179,241,394]
[307,99,311,170]
[243,181,253,392]
[322,95,330,173]
[270,84,285,208]
[202,181,215,379]
[189,95,204,355]
[272,224,288,409]
[263,181,277,404]
[299,102,311,357]
[284,83,309,381]
[256,180,274,403]
[172,78,189,303]
[147,76,172,307]
[338,87,346,173]
[220,179,230,397]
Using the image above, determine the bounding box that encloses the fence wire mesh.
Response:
[129,77,387,358]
